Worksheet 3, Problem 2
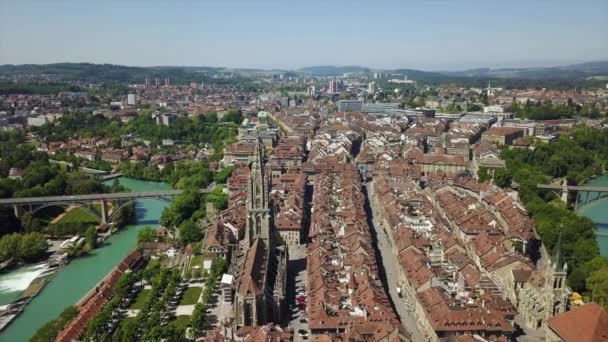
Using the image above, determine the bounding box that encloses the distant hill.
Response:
[440,60,608,80]
[1,60,606,87]
[297,65,370,76]
[0,63,222,83]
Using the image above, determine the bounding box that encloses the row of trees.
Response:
[509,100,603,120]
[119,159,225,189]
[189,257,226,338]
[114,267,183,341]
[0,160,106,200]
[499,126,608,308]
[84,271,139,341]
[34,110,240,148]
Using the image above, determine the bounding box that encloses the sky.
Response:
[1,0,607,71]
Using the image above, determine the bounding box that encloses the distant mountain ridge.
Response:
[440,60,608,80]
[297,65,371,76]
[1,60,606,82]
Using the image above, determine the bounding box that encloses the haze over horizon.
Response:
[1,0,607,71]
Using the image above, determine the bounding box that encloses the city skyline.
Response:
[1,0,607,70]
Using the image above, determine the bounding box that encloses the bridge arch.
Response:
[106,197,171,224]
[30,202,103,224]
[576,191,608,210]
[107,199,138,224]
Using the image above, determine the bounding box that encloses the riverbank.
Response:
[0,178,172,341]
[577,174,608,257]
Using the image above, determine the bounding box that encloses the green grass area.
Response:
[130,289,151,310]
[190,255,202,269]
[56,207,98,224]
[168,315,191,331]
[179,287,202,306]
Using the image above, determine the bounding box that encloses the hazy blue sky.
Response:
[1,0,607,70]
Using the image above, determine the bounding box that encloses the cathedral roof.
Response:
[237,238,268,297]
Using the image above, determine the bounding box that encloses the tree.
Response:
[0,233,20,262]
[213,166,234,184]
[116,318,138,342]
[587,266,608,310]
[222,109,243,124]
[579,104,601,118]
[467,103,483,112]
[477,167,491,183]
[137,226,157,244]
[160,190,201,228]
[206,186,228,211]
[142,259,161,282]
[189,303,207,336]
[85,226,97,250]
[205,111,218,123]
[493,168,512,188]
[210,257,226,278]
[179,220,202,246]
[18,232,48,261]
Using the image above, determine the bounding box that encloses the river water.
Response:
[0,178,171,341]
[577,174,608,257]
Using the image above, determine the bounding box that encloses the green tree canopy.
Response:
[137,226,157,244]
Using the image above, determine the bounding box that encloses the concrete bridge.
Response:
[536,183,608,209]
[0,188,214,225]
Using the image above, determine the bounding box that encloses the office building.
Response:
[127,94,138,106]
[368,81,376,93]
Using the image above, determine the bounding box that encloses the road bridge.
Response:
[0,188,214,225]
[536,183,608,208]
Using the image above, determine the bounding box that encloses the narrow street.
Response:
[364,181,425,342]
[286,244,308,341]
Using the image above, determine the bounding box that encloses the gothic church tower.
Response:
[245,138,271,248]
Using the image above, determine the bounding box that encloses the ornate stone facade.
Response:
[516,256,568,330]
[233,139,288,327]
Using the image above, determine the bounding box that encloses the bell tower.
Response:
[245,137,271,248]
[548,231,568,317]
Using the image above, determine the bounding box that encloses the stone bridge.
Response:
[0,188,214,225]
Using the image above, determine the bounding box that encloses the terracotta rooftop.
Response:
[548,303,608,342]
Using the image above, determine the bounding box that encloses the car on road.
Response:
[300,317,307,324]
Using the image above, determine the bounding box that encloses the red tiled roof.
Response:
[548,303,608,342]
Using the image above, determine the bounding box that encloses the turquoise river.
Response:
[577,174,608,257]
[0,178,171,341]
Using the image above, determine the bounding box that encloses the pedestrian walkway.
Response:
[175,304,195,316]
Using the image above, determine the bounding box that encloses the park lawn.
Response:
[56,207,98,224]
[190,255,203,269]
[130,289,151,310]
[179,287,202,305]
[169,315,191,331]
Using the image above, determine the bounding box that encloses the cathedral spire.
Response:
[245,135,271,248]
[553,227,564,270]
